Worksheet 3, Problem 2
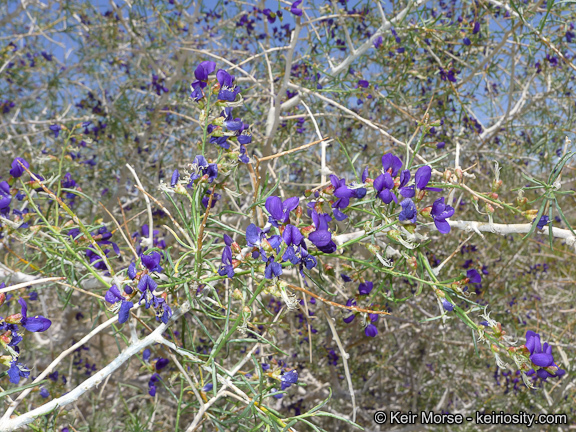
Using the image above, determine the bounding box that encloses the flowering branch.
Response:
[1,302,189,431]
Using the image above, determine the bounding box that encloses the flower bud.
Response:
[232,289,243,300]
[174,183,188,196]
[324,185,335,195]
[5,313,22,324]
[323,264,335,277]
[242,306,251,317]
[490,192,498,199]
[261,238,274,254]
[294,205,303,220]
[0,332,11,345]
[231,242,241,254]
[363,220,372,231]
[455,168,463,182]
[0,293,5,307]
[492,179,503,192]
[300,225,316,237]
[419,206,432,218]
[485,204,495,214]
[304,189,312,197]
[407,256,417,271]
[443,170,452,182]
[386,229,402,243]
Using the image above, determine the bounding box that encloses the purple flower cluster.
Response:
[1,286,52,384]
[524,331,565,380]
[68,226,120,271]
[239,196,319,280]
[143,349,169,396]
[105,251,172,325]
[189,62,250,164]
[370,153,453,233]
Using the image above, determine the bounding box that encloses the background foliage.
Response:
[1,0,575,430]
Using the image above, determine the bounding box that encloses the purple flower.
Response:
[246,223,265,247]
[189,155,218,184]
[365,323,378,337]
[40,387,49,398]
[202,383,213,392]
[218,246,235,278]
[399,198,417,224]
[472,21,480,34]
[533,215,550,229]
[7,360,30,384]
[431,197,455,234]
[201,191,221,209]
[361,167,369,183]
[466,269,482,283]
[160,304,172,324]
[118,301,134,324]
[282,224,304,246]
[49,124,61,138]
[358,79,369,88]
[138,274,158,293]
[397,170,414,198]
[190,80,206,102]
[265,196,299,226]
[216,69,239,102]
[143,349,151,362]
[194,61,216,81]
[141,251,163,273]
[0,181,11,211]
[343,298,357,323]
[381,153,403,176]
[238,130,252,145]
[148,373,160,396]
[221,107,243,131]
[373,172,397,204]
[280,369,298,390]
[105,284,124,303]
[442,299,454,312]
[308,211,337,253]
[290,0,303,16]
[414,165,442,192]
[239,144,249,163]
[10,157,29,178]
[61,172,76,189]
[463,37,471,46]
[358,281,373,295]
[128,262,137,280]
[156,358,169,370]
[18,298,51,332]
[374,36,383,48]
[308,229,332,248]
[264,258,283,279]
[170,169,179,187]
